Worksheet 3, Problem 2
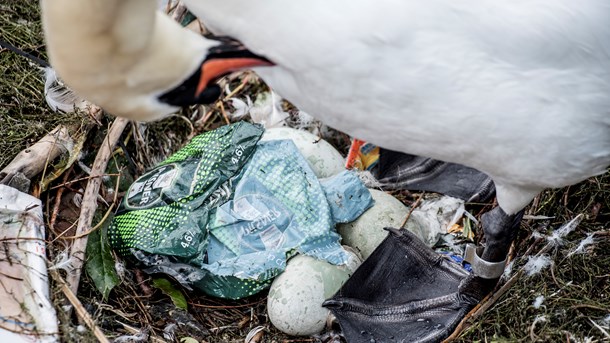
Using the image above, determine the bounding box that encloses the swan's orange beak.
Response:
[195,57,273,98]
[158,37,273,107]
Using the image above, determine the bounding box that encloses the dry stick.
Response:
[49,269,110,343]
[1,105,103,189]
[66,117,129,295]
[49,167,72,232]
[400,192,425,228]
[200,72,252,124]
[0,125,71,182]
[219,101,231,125]
[48,173,120,190]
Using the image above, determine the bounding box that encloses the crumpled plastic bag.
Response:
[109,122,373,299]
[0,185,58,343]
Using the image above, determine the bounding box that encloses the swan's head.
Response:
[50,33,272,122]
[42,2,272,122]
[152,36,273,121]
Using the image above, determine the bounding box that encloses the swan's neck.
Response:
[41,0,212,120]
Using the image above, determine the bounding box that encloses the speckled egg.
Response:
[260,127,345,178]
[337,189,410,259]
[267,250,361,336]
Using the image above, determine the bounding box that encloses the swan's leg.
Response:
[480,206,524,264]
[461,206,524,299]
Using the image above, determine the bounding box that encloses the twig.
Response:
[61,202,116,240]
[189,298,266,309]
[49,269,110,343]
[0,125,71,182]
[48,173,120,190]
[49,167,72,232]
[400,192,425,228]
[66,117,129,294]
[219,101,231,125]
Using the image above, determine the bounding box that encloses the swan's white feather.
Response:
[44,68,87,113]
[184,0,610,214]
[42,0,610,215]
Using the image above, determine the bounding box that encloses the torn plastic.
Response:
[324,228,480,343]
[0,185,58,343]
[109,122,373,299]
[346,141,496,203]
[332,140,501,342]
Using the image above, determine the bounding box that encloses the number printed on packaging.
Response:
[181,230,196,249]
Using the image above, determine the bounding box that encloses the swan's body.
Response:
[42,0,609,262]
[44,0,610,215]
[181,0,610,215]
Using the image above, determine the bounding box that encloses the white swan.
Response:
[42,0,610,308]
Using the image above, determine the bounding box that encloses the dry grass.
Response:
[0,0,83,169]
[455,175,610,343]
[1,1,609,342]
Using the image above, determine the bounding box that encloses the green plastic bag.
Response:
[109,122,369,299]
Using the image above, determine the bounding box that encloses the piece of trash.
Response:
[260,127,345,178]
[345,139,380,171]
[409,195,465,248]
[338,191,465,259]
[109,122,372,299]
[439,252,472,273]
[0,185,58,343]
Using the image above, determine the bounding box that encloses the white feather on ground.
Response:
[228,91,288,129]
[112,328,149,343]
[567,233,597,257]
[228,96,253,120]
[44,68,87,113]
[547,215,584,247]
[524,255,553,276]
[532,295,545,309]
[501,260,515,281]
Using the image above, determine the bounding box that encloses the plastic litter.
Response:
[0,185,58,343]
[109,122,372,299]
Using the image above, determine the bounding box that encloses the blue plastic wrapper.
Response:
[111,123,373,299]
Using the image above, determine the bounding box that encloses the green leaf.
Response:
[152,278,188,310]
[86,213,120,300]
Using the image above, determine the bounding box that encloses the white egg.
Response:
[260,127,345,178]
[267,250,361,336]
[337,189,410,259]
